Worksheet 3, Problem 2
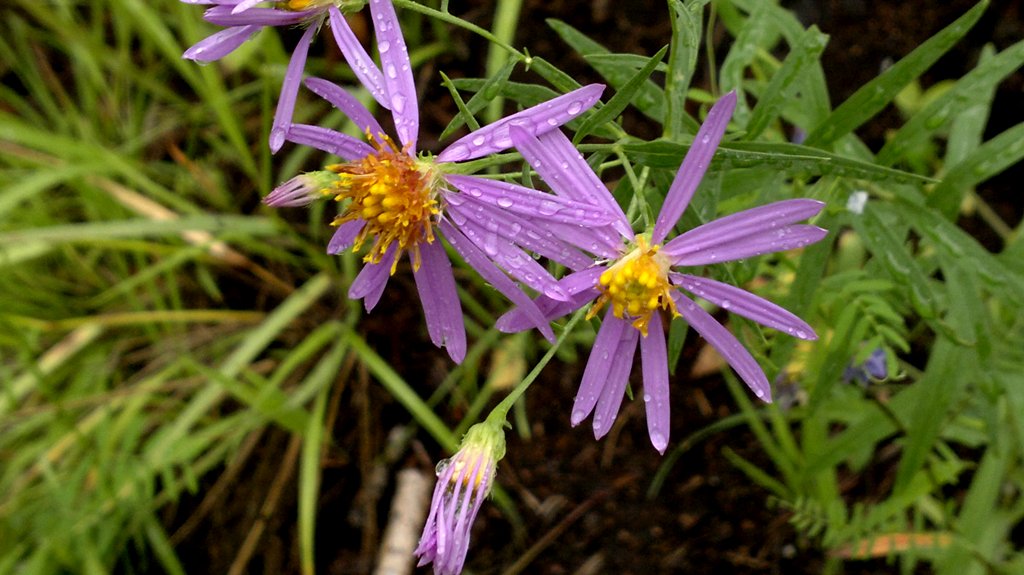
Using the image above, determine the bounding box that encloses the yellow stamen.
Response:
[587,236,678,336]
[323,133,439,273]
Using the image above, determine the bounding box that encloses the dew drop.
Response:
[378,40,390,53]
[543,284,567,300]
[469,187,482,198]
[721,299,732,310]
[643,394,652,403]
[650,431,667,451]
[510,222,522,235]
[538,200,560,216]
[571,409,587,425]
[497,197,513,208]
[390,93,406,113]
[567,101,583,115]
[701,134,711,144]
[434,458,451,477]
[546,117,558,126]
[472,134,486,146]
[386,64,397,79]
[795,329,807,339]
[269,127,287,152]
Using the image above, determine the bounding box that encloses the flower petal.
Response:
[511,126,633,238]
[440,221,556,342]
[496,292,596,334]
[368,0,418,150]
[437,84,605,163]
[230,0,264,14]
[663,198,826,261]
[183,25,260,62]
[205,5,311,25]
[328,6,389,108]
[287,124,375,160]
[412,239,467,364]
[673,274,816,339]
[640,313,670,453]
[327,220,366,254]
[445,175,616,227]
[270,25,316,152]
[348,244,396,312]
[572,312,627,426]
[669,224,827,266]
[652,91,737,244]
[305,77,386,139]
[454,216,569,301]
[673,292,772,402]
[492,268,601,335]
[445,200,594,269]
[591,315,639,440]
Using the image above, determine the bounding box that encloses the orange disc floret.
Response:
[327,134,439,273]
[588,236,678,336]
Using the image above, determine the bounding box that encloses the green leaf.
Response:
[620,139,935,184]
[805,1,988,147]
[574,46,668,143]
[745,26,829,140]
[438,58,516,140]
[718,0,773,126]
[929,121,1024,219]
[892,339,970,494]
[851,204,940,318]
[878,40,1024,165]
[663,0,708,139]
[548,19,666,121]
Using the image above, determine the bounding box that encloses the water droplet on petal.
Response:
[472,134,486,146]
[721,300,732,309]
[378,40,390,53]
[538,200,559,216]
[390,93,406,113]
[386,64,397,79]
[435,457,451,477]
[701,134,711,144]
[546,117,558,126]
[643,394,651,403]
[567,101,583,115]
[650,432,667,452]
[497,197,513,208]
[269,127,287,152]
[469,188,482,198]
[571,409,587,425]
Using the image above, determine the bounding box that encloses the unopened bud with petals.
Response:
[415,422,505,575]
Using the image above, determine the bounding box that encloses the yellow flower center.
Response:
[326,134,439,273]
[588,236,678,336]
[281,0,329,10]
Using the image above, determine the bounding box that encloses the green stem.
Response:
[486,307,587,426]
[484,0,524,124]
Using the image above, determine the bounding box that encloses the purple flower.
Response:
[263,0,612,363]
[497,92,828,453]
[415,422,504,575]
[843,347,888,385]
[181,0,376,152]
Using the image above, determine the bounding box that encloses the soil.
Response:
[164,1,1022,574]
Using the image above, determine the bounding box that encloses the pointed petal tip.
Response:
[651,434,668,454]
[269,127,287,153]
[446,344,466,365]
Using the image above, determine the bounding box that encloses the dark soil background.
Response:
[164,2,1023,574]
